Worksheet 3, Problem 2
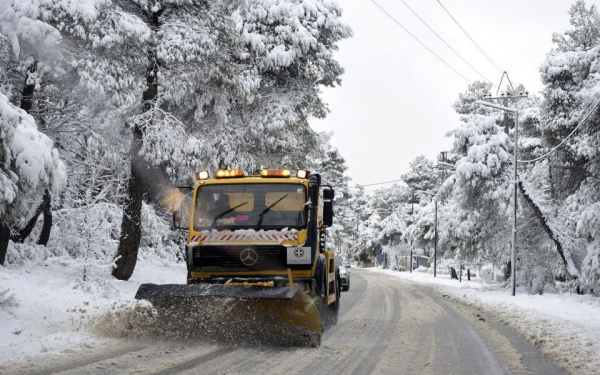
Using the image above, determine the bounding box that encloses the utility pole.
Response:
[476,88,527,296]
[503,97,510,134]
[434,199,438,278]
[512,110,519,296]
[355,212,359,265]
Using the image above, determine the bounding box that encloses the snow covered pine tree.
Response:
[0,92,66,265]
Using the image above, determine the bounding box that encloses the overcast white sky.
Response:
[311,0,599,190]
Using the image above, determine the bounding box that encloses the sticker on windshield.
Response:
[235,214,249,222]
[287,246,311,265]
[297,188,303,193]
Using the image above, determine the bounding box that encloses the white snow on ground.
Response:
[366,267,600,375]
[0,261,186,363]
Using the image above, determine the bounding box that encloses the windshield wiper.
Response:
[211,202,248,226]
[256,194,289,229]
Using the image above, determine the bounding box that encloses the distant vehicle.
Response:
[339,265,350,291]
[343,261,351,268]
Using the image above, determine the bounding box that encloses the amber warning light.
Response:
[215,169,245,178]
[261,169,291,178]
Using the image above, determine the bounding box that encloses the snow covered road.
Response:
[1,269,563,375]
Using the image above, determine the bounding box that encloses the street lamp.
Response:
[436,161,456,169]
[475,99,519,296]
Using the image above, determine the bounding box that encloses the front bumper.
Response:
[340,275,349,285]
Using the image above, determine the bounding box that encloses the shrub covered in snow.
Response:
[0,91,66,229]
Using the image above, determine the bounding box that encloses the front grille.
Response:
[193,245,288,271]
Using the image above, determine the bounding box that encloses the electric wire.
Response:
[398,0,494,85]
[371,0,471,84]
[518,98,600,163]
[355,179,406,187]
[436,0,504,74]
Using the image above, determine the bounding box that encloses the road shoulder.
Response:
[366,267,595,375]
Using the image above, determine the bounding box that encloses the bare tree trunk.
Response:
[518,181,573,277]
[0,224,9,266]
[112,39,161,280]
[16,62,55,246]
[11,190,51,243]
[37,190,52,246]
[112,125,146,280]
[450,267,458,280]
[20,61,37,113]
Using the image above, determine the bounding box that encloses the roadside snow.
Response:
[0,261,186,363]
[366,267,600,374]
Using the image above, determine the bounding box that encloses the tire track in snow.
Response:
[153,347,233,375]
[11,344,147,375]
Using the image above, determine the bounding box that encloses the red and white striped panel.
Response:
[190,231,298,243]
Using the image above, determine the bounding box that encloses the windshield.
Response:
[193,183,307,231]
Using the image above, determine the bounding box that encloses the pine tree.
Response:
[0,92,66,264]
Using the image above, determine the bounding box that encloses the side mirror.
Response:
[323,188,335,201]
[168,186,193,231]
[323,201,334,227]
[173,211,186,230]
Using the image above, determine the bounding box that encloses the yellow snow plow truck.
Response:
[135,169,340,346]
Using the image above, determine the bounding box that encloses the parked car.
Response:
[339,265,350,291]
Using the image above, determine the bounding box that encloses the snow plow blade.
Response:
[134,283,322,346]
[135,283,301,300]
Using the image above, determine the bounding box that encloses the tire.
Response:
[324,270,340,327]
[319,284,326,328]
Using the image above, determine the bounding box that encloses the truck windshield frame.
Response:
[193,183,308,231]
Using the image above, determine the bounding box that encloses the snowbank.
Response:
[0,261,186,363]
[367,268,600,374]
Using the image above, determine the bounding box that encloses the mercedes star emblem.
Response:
[240,248,258,266]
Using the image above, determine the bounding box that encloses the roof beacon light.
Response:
[297,169,310,179]
[215,169,245,179]
[261,169,291,178]
[195,170,210,180]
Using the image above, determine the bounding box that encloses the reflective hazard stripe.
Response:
[191,231,299,242]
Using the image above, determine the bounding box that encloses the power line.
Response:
[398,0,494,85]
[436,0,504,74]
[354,179,406,187]
[518,98,600,163]
[371,0,471,84]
